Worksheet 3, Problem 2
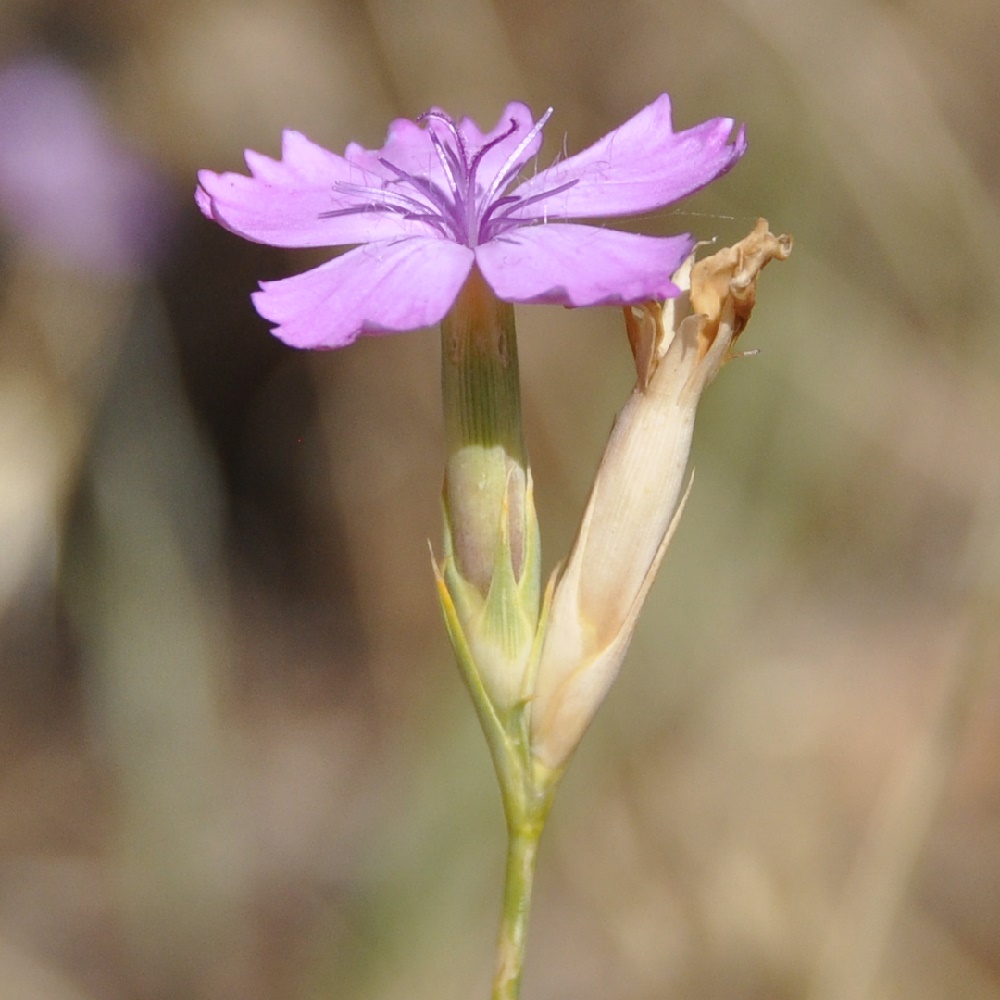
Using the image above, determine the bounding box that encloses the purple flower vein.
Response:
[196,95,746,349]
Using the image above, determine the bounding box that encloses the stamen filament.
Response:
[479,108,553,220]
[488,178,579,228]
[426,127,460,203]
[322,181,430,219]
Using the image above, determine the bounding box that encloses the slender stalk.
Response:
[492,805,545,1000]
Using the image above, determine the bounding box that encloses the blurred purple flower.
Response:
[196,96,746,348]
[0,57,169,277]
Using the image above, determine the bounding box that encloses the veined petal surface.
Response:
[475,225,693,306]
[253,237,474,348]
[509,95,746,222]
[197,132,440,248]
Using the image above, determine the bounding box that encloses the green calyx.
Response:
[439,268,542,715]
[441,467,541,713]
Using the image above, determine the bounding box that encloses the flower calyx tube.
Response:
[530,219,793,772]
[435,267,542,721]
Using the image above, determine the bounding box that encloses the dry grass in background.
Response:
[1,0,998,998]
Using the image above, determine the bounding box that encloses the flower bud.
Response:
[530,220,792,770]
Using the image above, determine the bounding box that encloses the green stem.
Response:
[492,812,543,1000]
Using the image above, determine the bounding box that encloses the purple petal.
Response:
[509,94,746,222]
[475,224,693,306]
[252,237,475,348]
[197,130,437,248]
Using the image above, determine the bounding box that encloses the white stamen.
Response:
[427,127,459,196]
[479,107,553,217]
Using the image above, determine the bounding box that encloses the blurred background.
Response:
[1,0,998,998]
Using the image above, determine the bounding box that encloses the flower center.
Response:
[322,107,576,247]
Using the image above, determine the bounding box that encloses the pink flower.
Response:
[196,96,746,348]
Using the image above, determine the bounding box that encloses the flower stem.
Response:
[492,802,544,1000]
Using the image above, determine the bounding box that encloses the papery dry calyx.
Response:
[529,219,792,771]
